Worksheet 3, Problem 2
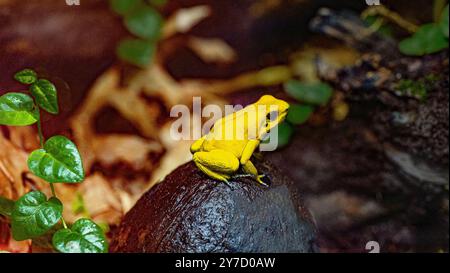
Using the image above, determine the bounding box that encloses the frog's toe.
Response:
[223,179,232,188]
[232,174,254,179]
[256,174,269,187]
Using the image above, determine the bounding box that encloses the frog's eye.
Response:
[266,111,278,120]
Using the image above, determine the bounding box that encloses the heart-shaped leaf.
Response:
[11,191,62,241]
[53,218,108,253]
[30,79,59,114]
[14,69,37,84]
[117,38,156,67]
[285,80,333,106]
[110,0,140,15]
[124,5,162,40]
[28,135,85,183]
[399,23,449,56]
[0,93,38,126]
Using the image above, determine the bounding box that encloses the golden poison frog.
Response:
[190,95,290,186]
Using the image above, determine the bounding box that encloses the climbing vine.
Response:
[0,69,108,253]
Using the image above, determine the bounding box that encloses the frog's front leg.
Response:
[241,160,268,187]
[193,149,240,185]
[240,139,260,165]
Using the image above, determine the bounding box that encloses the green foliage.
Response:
[399,23,449,56]
[285,80,333,106]
[117,39,156,67]
[0,93,38,126]
[30,79,59,114]
[278,79,336,147]
[395,79,427,100]
[0,68,107,253]
[394,74,440,101]
[28,136,85,183]
[110,0,140,15]
[124,5,162,40]
[399,5,449,56]
[110,0,164,67]
[287,104,314,125]
[275,122,294,149]
[11,191,62,241]
[14,69,37,85]
[52,219,109,253]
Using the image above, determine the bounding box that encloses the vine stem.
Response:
[36,113,68,229]
[361,5,419,33]
[433,0,447,22]
[36,110,44,148]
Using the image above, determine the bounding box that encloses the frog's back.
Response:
[201,105,264,158]
[202,138,248,158]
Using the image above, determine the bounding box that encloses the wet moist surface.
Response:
[110,160,316,253]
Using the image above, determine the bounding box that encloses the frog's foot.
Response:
[193,149,239,186]
[256,174,269,187]
[241,160,269,187]
[232,174,254,179]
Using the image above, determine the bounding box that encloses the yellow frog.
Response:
[190,95,290,186]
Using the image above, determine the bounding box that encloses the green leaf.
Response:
[285,80,333,105]
[11,191,62,241]
[124,5,162,40]
[0,196,15,217]
[286,104,314,125]
[440,5,449,38]
[399,23,449,56]
[30,79,59,114]
[28,135,85,183]
[110,0,140,15]
[117,38,156,67]
[275,122,294,149]
[0,93,38,126]
[14,69,37,85]
[52,218,108,253]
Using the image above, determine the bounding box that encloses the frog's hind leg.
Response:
[195,163,232,186]
[190,136,206,154]
[241,160,268,187]
[193,149,239,186]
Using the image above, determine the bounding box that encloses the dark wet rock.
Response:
[110,160,316,253]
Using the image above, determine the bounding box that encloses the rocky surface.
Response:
[110,160,316,253]
[264,9,449,252]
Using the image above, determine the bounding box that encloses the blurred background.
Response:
[0,0,448,252]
